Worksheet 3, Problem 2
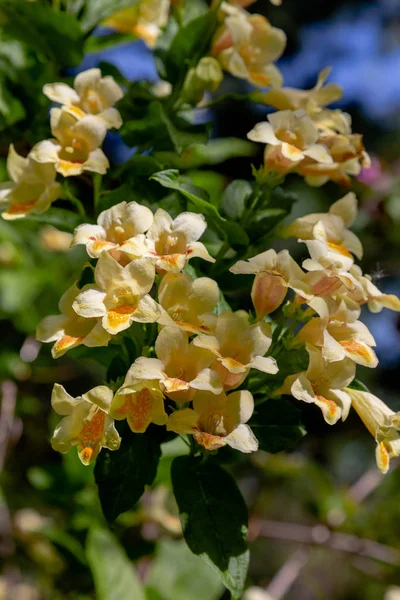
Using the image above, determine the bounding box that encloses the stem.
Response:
[93,174,102,216]
[64,186,86,217]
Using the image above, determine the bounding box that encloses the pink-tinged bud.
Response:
[251,272,287,318]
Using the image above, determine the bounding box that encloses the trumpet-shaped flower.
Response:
[51,383,120,465]
[193,311,278,390]
[302,238,357,282]
[146,209,214,273]
[211,4,286,88]
[72,252,160,335]
[126,326,222,404]
[260,68,342,116]
[298,296,378,368]
[110,378,167,433]
[167,389,258,453]
[30,107,108,177]
[230,249,312,318]
[0,145,61,220]
[158,272,218,334]
[104,0,170,48]
[284,192,363,260]
[347,265,400,313]
[36,283,111,358]
[71,201,154,261]
[248,109,333,174]
[346,388,400,474]
[277,343,355,424]
[43,68,123,129]
[297,132,370,187]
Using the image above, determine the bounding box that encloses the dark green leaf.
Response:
[171,456,249,599]
[87,528,146,600]
[23,208,83,232]
[0,1,84,67]
[84,32,137,53]
[348,378,370,392]
[161,11,219,84]
[220,180,252,221]
[250,397,306,454]
[95,427,161,523]
[224,221,249,247]
[81,0,140,32]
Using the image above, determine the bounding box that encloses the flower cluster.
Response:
[249,69,370,186]
[230,192,400,472]
[0,69,123,220]
[36,201,281,462]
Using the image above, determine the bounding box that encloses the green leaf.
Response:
[214,290,232,315]
[220,180,252,221]
[348,378,370,392]
[0,79,25,129]
[86,527,146,600]
[250,397,307,454]
[147,539,224,600]
[0,1,84,67]
[84,32,137,53]
[150,169,225,229]
[94,427,161,523]
[81,0,140,32]
[161,10,219,84]
[171,456,249,599]
[23,208,84,232]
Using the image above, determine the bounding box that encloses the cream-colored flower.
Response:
[193,311,278,390]
[146,209,214,273]
[277,343,355,424]
[126,326,222,404]
[51,383,120,465]
[248,109,333,174]
[301,239,359,290]
[346,387,400,474]
[110,378,167,433]
[211,3,286,88]
[104,0,170,48]
[284,192,363,260]
[36,283,111,358]
[167,389,258,453]
[158,272,218,334]
[43,68,123,129]
[230,249,312,318]
[30,107,109,177]
[0,145,60,220]
[347,265,400,313]
[298,296,378,368]
[72,252,159,335]
[260,68,342,116]
[297,131,370,187]
[71,201,154,262]
[40,226,72,252]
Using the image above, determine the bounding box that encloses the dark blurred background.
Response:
[1,1,400,599]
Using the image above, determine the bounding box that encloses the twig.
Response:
[0,380,18,471]
[266,548,309,600]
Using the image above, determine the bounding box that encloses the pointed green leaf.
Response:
[250,397,306,454]
[171,456,249,599]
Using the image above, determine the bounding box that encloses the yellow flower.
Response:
[72,252,160,335]
[346,388,400,474]
[110,378,167,433]
[158,272,219,334]
[284,192,363,260]
[147,209,214,273]
[51,383,120,465]
[277,343,355,424]
[30,107,109,177]
[36,283,111,358]
[298,296,378,368]
[248,109,333,174]
[71,201,154,262]
[167,389,258,453]
[43,68,123,130]
[347,265,400,313]
[0,145,61,220]
[193,311,278,390]
[297,131,370,187]
[126,326,222,404]
[230,249,312,319]
[259,68,342,115]
[104,0,170,48]
[211,3,286,88]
